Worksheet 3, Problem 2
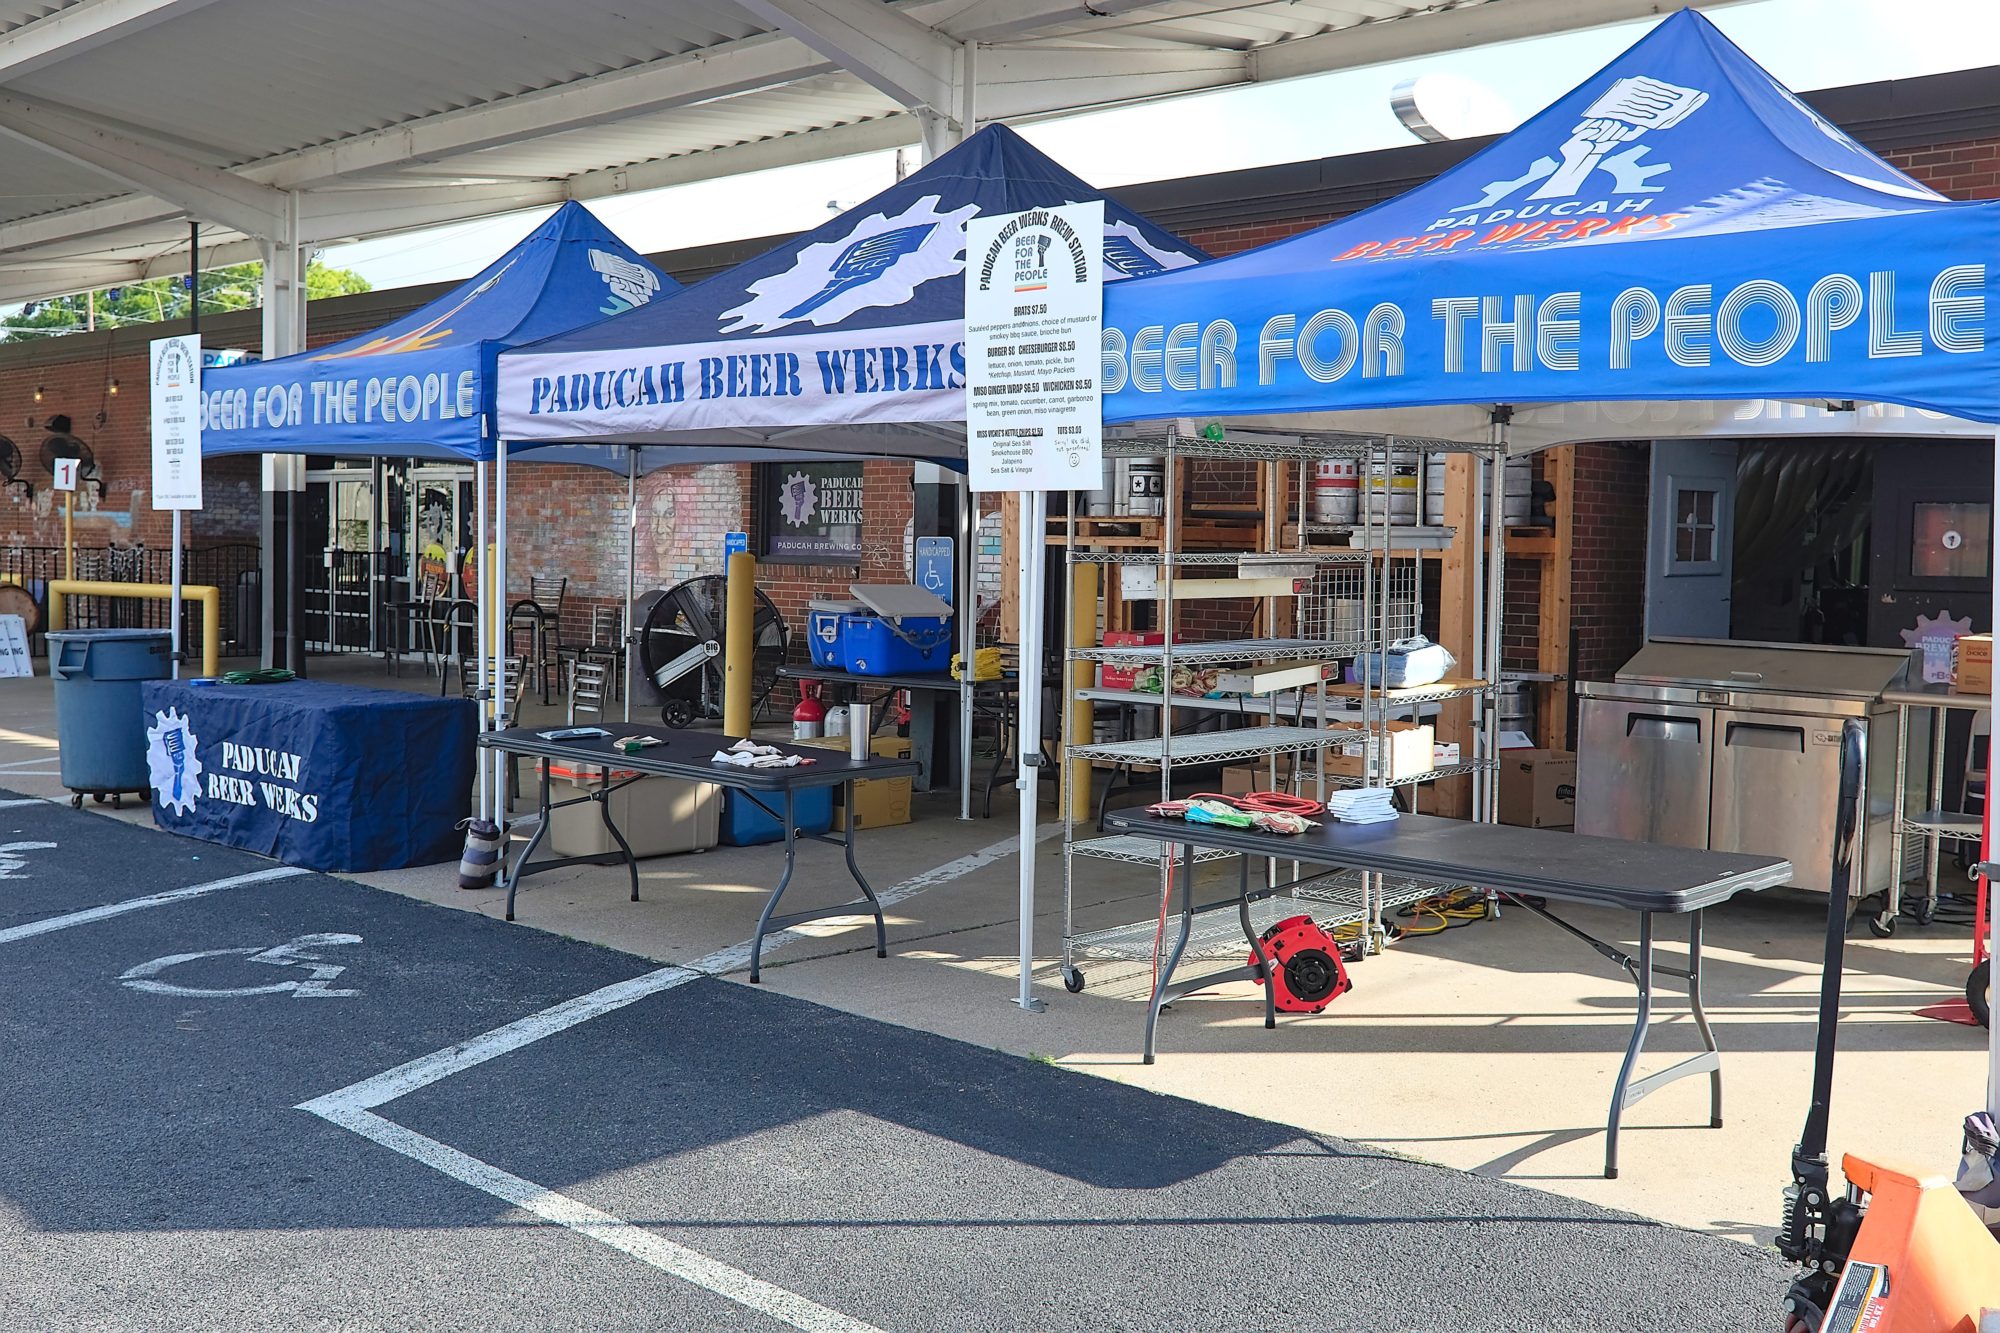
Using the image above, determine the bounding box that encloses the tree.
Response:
[0,260,373,341]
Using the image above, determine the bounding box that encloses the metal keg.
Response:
[1362,456,1419,525]
[1495,680,1536,738]
[1084,457,1119,516]
[1310,458,1359,526]
[1126,457,1165,517]
[1424,455,1531,527]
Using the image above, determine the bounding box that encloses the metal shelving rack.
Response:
[1058,423,1504,994]
[1885,684,1991,928]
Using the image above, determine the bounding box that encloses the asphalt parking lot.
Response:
[0,788,1790,1331]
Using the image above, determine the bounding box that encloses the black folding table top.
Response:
[480,724,921,793]
[1103,809,1791,914]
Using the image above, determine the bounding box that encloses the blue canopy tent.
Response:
[1096,6,2000,1180]
[200,201,675,823]
[493,125,1209,886]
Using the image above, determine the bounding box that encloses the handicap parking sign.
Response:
[915,537,952,606]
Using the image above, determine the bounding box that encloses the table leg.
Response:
[1238,854,1276,1030]
[1143,842,1198,1065]
[596,785,641,903]
[505,762,555,923]
[839,780,889,960]
[749,788,799,985]
[1604,911,1655,1179]
[1688,910,1722,1129]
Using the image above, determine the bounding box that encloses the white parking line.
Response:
[318,1105,883,1333]
[0,797,46,808]
[299,826,1051,1332]
[0,866,308,944]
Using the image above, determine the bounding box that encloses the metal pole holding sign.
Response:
[964,199,1106,1013]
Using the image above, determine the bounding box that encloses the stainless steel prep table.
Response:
[1102,807,1792,1178]
[480,725,921,981]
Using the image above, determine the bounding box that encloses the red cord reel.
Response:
[1249,915,1352,1013]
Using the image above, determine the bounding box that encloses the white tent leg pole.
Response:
[1016,487,1047,1012]
[1486,416,1509,822]
[959,477,975,821]
[626,450,637,725]
[170,510,184,679]
[1989,427,1999,1119]
[474,460,492,825]
[496,442,511,824]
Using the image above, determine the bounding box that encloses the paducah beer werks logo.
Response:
[588,249,662,315]
[1337,74,1711,263]
[720,195,981,334]
[147,707,203,817]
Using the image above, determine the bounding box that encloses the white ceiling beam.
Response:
[1252,0,1755,84]
[249,35,831,187]
[0,0,227,82]
[296,182,568,242]
[976,45,1245,119]
[0,92,287,237]
[732,0,957,113]
[920,0,1165,43]
[567,116,919,200]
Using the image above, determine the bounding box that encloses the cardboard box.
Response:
[796,734,914,829]
[1326,721,1435,781]
[541,765,721,858]
[1956,633,1992,696]
[1098,631,1165,691]
[1498,749,1577,829]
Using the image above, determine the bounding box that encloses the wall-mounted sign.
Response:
[150,334,203,510]
[763,462,864,564]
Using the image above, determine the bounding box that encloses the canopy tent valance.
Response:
[202,202,674,463]
[495,123,1207,451]
[1101,9,2000,443]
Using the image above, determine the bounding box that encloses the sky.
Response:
[300,0,2000,292]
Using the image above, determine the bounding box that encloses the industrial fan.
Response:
[636,575,788,728]
[39,417,99,496]
[0,433,26,499]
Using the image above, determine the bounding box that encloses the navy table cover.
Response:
[140,679,476,872]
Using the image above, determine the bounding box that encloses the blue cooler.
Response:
[806,598,866,670]
[839,583,956,677]
[722,786,834,845]
[839,613,953,675]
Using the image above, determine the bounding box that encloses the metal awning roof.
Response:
[0,0,1748,303]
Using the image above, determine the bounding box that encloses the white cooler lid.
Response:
[809,598,869,613]
[849,584,952,621]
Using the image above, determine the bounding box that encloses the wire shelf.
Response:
[1066,548,1368,567]
[1069,724,1342,766]
[1071,637,1369,666]
[1104,427,1497,462]
[1295,559,1419,645]
[1294,867,1471,915]
[1904,810,1983,840]
[1070,834,1235,866]
[1069,893,1302,964]
[1325,679,1496,706]
[1322,758,1498,789]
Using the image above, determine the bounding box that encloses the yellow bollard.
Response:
[47,579,221,678]
[1067,561,1098,821]
[723,550,756,738]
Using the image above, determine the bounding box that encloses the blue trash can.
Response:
[47,628,171,808]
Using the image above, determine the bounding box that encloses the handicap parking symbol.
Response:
[119,932,364,999]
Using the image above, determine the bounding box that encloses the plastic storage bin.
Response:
[543,764,721,857]
[806,598,867,669]
[839,613,952,675]
[721,785,834,846]
[47,628,171,804]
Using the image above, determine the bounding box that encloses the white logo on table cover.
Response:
[146,707,202,816]
[0,841,56,879]
[720,195,981,334]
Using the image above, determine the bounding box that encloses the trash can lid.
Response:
[44,628,171,642]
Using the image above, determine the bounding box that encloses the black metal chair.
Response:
[509,575,568,703]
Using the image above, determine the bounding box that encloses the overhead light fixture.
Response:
[107,379,119,396]
[32,385,42,403]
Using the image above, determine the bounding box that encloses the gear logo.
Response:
[146,707,202,816]
[1456,75,1707,211]
[778,471,819,526]
[719,195,980,335]
[588,249,662,315]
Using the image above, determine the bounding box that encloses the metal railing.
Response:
[0,543,259,655]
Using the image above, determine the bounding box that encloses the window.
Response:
[1911,501,1990,580]
[1673,487,1718,566]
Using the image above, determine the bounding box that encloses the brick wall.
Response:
[1883,137,2000,198]
[1569,442,1651,687]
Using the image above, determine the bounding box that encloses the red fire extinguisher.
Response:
[793,681,825,740]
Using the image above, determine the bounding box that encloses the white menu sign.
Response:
[964,200,1104,490]
[150,334,203,510]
